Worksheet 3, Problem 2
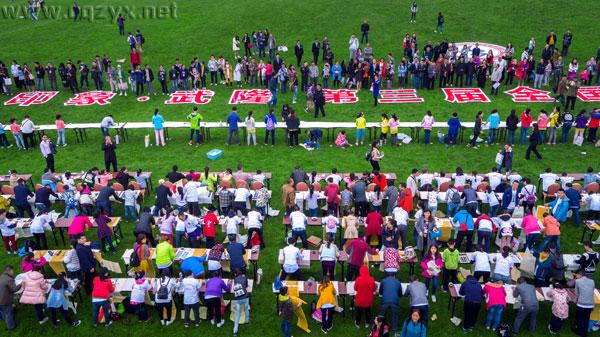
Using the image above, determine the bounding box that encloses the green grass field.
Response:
[1,0,600,336]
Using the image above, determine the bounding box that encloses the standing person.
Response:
[152,269,176,325]
[572,270,595,337]
[176,270,201,327]
[313,84,326,118]
[519,109,533,145]
[372,75,381,106]
[75,234,96,295]
[410,2,418,22]
[152,109,166,146]
[483,279,507,330]
[441,239,459,291]
[286,111,301,147]
[434,12,444,33]
[100,115,115,137]
[405,275,429,327]
[21,115,36,149]
[116,14,125,35]
[130,271,152,322]
[400,309,427,337]
[421,110,434,144]
[205,271,231,328]
[294,40,304,67]
[245,111,256,146]
[459,275,483,332]
[9,118,25,150]
[0,265,20,331]
[485,109,501,145]
[420,245,443,303]
[101,136,118,172]
[46,273,81,327]
[19,265,48,324]
[345,233,378,281]
[187,107,204,147]
[354,265,376,328]
[566,79,580,111]
[231,269,250,336]
[278,287,295,337]
[55,114,66,147]
[91,268,114,327]
[512,277,539,334]
[0,210,17,254]
[368,141,384,171]
[468,111,483,148]
[547,282,569,334]
[72,2,80,21]
[317,276,337,333]
[378,272,403,334]
[39,135,56,171]
[525,123,542,160]
[356,112,367,146]
[505,109,519,145]
[349,34,359,61]
[226,107,242,145]
[447,112,461,146]
[360,20,370,43]
[264,109,277,146]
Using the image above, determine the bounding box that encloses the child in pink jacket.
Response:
[335,131,351,148]
[420,245,443,303]
[522,210,541,251]
[483,279,506,330]
[19,265,49,324]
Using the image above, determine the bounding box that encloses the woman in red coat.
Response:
[354,265,376,328]
[515,59,529,86]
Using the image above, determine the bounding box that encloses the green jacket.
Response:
[442,248,459,270]
[155,241,175,266]
[188,112,203,130]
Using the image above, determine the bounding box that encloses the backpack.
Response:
[524,186,536,205]
[129,246,141,267]
[450,189,461,203]
[156,278,170,300]
[497,323,512,337]
[365,150,372,161]
[326,216,337,230]
[551,252,565,270]
[266,116,274,130]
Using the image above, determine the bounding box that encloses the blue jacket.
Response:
[486,113,500,129]
[548,196,570,222]
[452,209,474,231]
[372,79,381,97]
[227,112,242,130]
[501,186,521,209]
[459,277,483,303]
[226,242,246,271]
[401,319,427,337]
[264,114,277,129]
[181,255,207,277]
[565,188,581,209]
[46,284,73,309]
[447,117,461,135]
[14,184,33,206]
[379,276,402,305]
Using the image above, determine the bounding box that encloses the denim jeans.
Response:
[379,303,399,332]
[540,235,560,251]
[356,128,366,142]
[309,208,318,218]
[539,130,545,143]
[101,127,110,137]
[525,233,539,250]
[227,129,240,145]
[477,230,492,252]
[56,129,66,145]
[232,297,250,334]
[507,129,515,145]
[65,205,79,218]
[519,127,530,145]
[488,205,499,217]
[424,129,431,143]
[487,128,498,144]
[96,201,112,216]
[281,320,291,337]
[424,276,438,296]
[0,304,16,330]
[291,229,308,248]
[571,208,581,226]
[175,230,185,248]
[189,129,201,143]
[447,202,459,217]
[561,123,572,143]
[485,304,504,329]
[12,132,25,149]
[124,205,137,221]
[92,300,111,325]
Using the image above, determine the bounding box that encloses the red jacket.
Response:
[92,277,115,299]
[345,238,377,266]
[365,211,384,236]
[373,174,387,190]
[354,265,376,307]
[130,52,140,65]
[521,112,533,127]
[398,188,414,212]
[203,212,218,238]
[324,183,340,204]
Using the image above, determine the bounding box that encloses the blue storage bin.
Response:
[207,149,223,160]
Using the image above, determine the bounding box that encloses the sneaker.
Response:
[39,317,49,325]
[166,320,174,326]
[105,321,112,327]
[63,144,67,147]
[217,320,225,328]
[161,320,165,326]
[486,326,490,330]
[354,323,360,329]
[211,319,215,325]
[184,324,189,328]
[321,327,328,334]
[7,145,13,148]
[72,320,81,327]
[195,323,200,327]
[431,295,437,303]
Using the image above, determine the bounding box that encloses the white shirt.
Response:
[282,245,301,272]
[452,174,467,187]
[184,181,199,202]
[178,277,201,305]
[247,210,263,229]
[100,116,114,128]
[486,192,499,207]
[184,216,200,234]
[477,218,494,231]
[494,254,517,276]
[130,279,152,303]
[30,214,52,234]
[507,174,522,184]
[326,174,343,185]
[252,174,266,184]
[417,173,434,187]
[539,173,559,192]
[322,215,339,234]
[472,251,491,272]
[392,207,409,227]
[175,217,186,232]
[153,278,176,304]
[234,188,250,202]
[290,211,307,230]
[487,172,504,190]
[499,219,514,236]
[468,175,483,187]
[21,119,34,133]
[226,216,241,235]
[435,177,450,188]
[587,194,600,211]
[559,176,574,189]
[427,191,438,207]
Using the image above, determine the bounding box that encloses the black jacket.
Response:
[286,116,300,130]
[312,42,320,55]
[75,243,96,272]
[102,141,117,162]
[314,89,325,105]
[506,115,519,130]
[14,184,33,206]
[529,130,540,145]
[154,185,172,208]
[295,44,304,57]
[34,187,58,208]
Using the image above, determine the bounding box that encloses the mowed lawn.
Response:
[0,1,600,336]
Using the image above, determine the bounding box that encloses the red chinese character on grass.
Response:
[378,89,424,103]
[577,86,600,102]
[504,86,554,103]
[64,91,116,106]
[4,91,59,107]
[228,89,271,104]
[442,88,491,103]
[322,89,359,104]
[164,90,215,105]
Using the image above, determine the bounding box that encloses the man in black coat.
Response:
[311,39,320,64]
[165,165,185,183]
[34,184,58,212]
[134,207,156,246]
[75,234,96,295]
[14,179,34,218]
[153,180,173,216]
[96,183,123,216]
[294,40,304,67]
[313,84,326,118]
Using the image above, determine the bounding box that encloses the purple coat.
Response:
[575,114,588,128]
[95,215,112,239]
[204,277,230,299]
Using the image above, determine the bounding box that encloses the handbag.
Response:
[495,152,504,165]
[574,135,584,146]
[4,78,12,86]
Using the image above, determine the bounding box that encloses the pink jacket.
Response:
[21,257,46,273]
[335,133,347,147]
[522,214,541,236]
[483,283,506,309]
[537,113,548,129]
[421,115,435,130]
[67,215,94,236]
[420,255,443,279]
[19,271,48,304]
